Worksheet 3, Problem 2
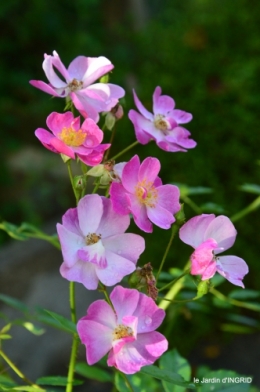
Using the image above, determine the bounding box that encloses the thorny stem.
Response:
[0,350,43,390]
[230,195,260,222]
[109,140,139,161]
[156,223,179,281]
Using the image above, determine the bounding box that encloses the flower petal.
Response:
[57,223,84,267]
[110,286,140,323]
[108,331,168,374]
[156,185,180,214]
[46,111,75,136]
[60,260,99,290]
[110,182,131,215]
[179,214,216,249]
[205,215,237,252]
[216,255,249,288]
[98,197,130,237]
[172,109,193,124]
[61,207,81,236]
[96,250,136,286]
[146,204,174,230]
[102,233,145,262]
[29,80,59,96]
[43,53,68,88]
[138,157,161,184]
[78,318,113,364]
[128,110,152,144]
[77,194,103,235]
[133,90,154,120]
[153,86,175,115]
[121,155,140,193]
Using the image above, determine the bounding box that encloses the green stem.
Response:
[67,161,78,202]
[156,223,179,281]
[181,196,202,214]
[109,140,139,161]
[230,195,260,222]
[92,179,101,194]
[0,350,43,389]
[99,283,113,308]
[66,282,78,392]
[104,126,116,161]
[158,261,191,310]
[210,287,260,312]
[158,268,190,292]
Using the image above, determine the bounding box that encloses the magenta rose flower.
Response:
[77,285,168,374]
[128,86,196,152]
[30,51,125,122]
[179,214,249,287]
[57,194,145,290]
[109,155,181,233]
[35,111,110,166]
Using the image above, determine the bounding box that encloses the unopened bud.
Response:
[197,279,210,298]
[175,204,185,227]
[87,165,105,177]
[73,175,86,190]
[105,112,116,131]
[111,103,124,120]
[99,74,109,83]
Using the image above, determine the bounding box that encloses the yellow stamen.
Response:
[154,114,169,131]
[59,127,86,147]
[135,179,158,208]
[112,324,133,341]
[85,233,101,245]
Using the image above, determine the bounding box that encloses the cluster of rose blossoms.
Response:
[30,51,249,375]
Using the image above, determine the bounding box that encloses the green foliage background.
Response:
[0,0,260,379]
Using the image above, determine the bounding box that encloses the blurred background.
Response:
[0,0,260,389]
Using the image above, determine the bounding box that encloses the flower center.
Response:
[112,324,134,341]
[68,78,83,92]
[135,179,158,208]
[154,114,170,133]
[85,233,101,245]
[59,127,86,147]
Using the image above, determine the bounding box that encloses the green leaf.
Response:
[140,366,195,389]
[0,221,28,240]
[174,183,213,197]
[13,387,46,392]
[0,334,12,340]
[115,371,160,392]
[220,323,255,334]
[75,362,113,382]
[36,376,83,386]
[0,294,29,313]
[159,349,191,392]
[0,323,12,334]
[197,369,251,391]
[200,202,226,214]
[239,184,260,194]
[228,289,260,300]
[17,321,45,336]
[36,308,76,334]
[0,375,16,388]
